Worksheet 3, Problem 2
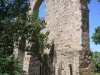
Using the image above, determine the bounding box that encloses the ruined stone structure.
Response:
[13,0,93,75]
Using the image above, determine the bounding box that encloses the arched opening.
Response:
[39,1,45,33]
[28,0,45,75]
[39,1,45,18]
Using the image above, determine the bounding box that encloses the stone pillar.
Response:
[23,52,31,75]
[13,36,25,65]
[44,0,93,75]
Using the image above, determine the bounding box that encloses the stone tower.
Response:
[43,0,93,75]
[14,0,93,75]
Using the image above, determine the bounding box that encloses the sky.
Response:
[39,0,100,52]
[88,0,100,52]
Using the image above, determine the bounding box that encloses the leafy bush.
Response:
[0,54,23,75]
[93,52,100,73]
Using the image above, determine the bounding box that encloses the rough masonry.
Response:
[14,0,93,75]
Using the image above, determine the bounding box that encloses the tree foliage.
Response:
[0,0,29,74]
[18,12,49,63]
[0,0,49,74]
[93,51,100,73]
[0,0,29,54]
[92,26,100,45]
[0,54,23,75]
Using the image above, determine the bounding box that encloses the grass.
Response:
[93,73,100,75]
[90,73,100,75]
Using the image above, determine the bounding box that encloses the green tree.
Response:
[0,54,23,75]
[0,0,29,74]
[92,26,100,45]
[0,0,49,74]
[93,51,100,73]
[24,12,49,62]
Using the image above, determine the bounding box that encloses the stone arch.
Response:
[33,0,44,11]
[29,0,44,13]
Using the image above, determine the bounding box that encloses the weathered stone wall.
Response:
[14,0,93,75]
[44,0,93,75]
[45,0,83,51]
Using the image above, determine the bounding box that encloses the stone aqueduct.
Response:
[14,0,93,75]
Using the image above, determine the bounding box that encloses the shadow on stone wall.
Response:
[28,56,40,75]
[79,50,94,75]
[58,61,62,75]
[27,41,56,75]
[42,41,56,75]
